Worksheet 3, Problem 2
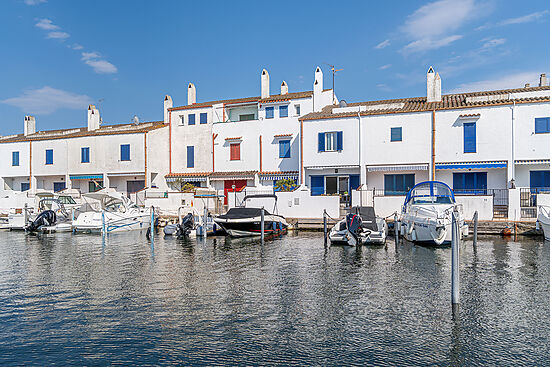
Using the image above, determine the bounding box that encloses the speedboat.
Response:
[329,206,387,246]
[214,207,288,237]
[538,205,550,241]
[73,189,152,233]
[399,181,468,245]
[27,197,76,233]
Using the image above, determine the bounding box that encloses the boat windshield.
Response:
[404,181,455,206]
[102,197,128,213]
[57,195,76,205]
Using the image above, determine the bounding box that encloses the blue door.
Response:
[349,175,360,191]
[530,170,550,190]
[310,175,324,196]
[53,182,66,192]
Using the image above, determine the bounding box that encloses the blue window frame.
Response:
[266,107,274,119]
[384,174,415,196]
[45,149,53,165]
[535,117,550,133]
[390,127,402,142]
[463,122,476,153]
[21,182,30,192]
[530,170,550,188]
[279,105,288,118]
[188,114,195,125]
[318,131,343,152]
[311,175,324,196]
[279,139,291,158]
[120,144,130,161]
[453,172,487,194]
[12,151,19,166]
[53,182,66,192]
[81,147,90,163]
[187,146,194,168]
[200,113,207,124]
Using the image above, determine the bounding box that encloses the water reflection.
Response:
[0,231,548,366]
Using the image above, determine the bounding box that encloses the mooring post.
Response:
[24,203,28,226]
[260,206,265,243]
[323,209,328,243]
[394,212,399,246]
[101,210,106,236]
[451,211,460,305]
[472,210,478,247]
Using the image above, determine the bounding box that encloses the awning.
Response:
[69,174,103,180]
[305,165,359,170]
[166,176,208,182]
[515,159,550,165]
[367,164,428,172]
[436,161,507,170]
[259,172,298,181]
[107,172,145,177]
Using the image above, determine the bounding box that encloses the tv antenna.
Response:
[325,63,343,104]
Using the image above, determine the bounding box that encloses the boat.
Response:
[164,212,195,237]
[72,189,152,233]
[27,197,77,233]
[329,206,388,246]
[538,205,550,241]
[399,181,468,245]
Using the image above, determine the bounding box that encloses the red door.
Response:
[224,179,247,205]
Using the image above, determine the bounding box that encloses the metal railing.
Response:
[520,187,550,218]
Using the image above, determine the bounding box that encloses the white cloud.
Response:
[81,52,118,74]
[448,71,541,93]
[403,34,463,53]
[379,64,392,70]
[35,18,58,30]
[499,10,549,26]
[1,86,92,114]
[24,0,47,5]
[47,31,70,40]
[69,43,83,50]
[481,37,505,49]
[375,39,390,49]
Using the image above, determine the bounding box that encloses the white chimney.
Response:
[539,73,547,87]
[24,115,36,136]
[525,83,531,88]
[313,66,323,111]
[87,104,100,131]
[426,66,442,103]
[187,83,196,105]
[281,80,288,95]
[164,95,173,123]
[261,69,270,99]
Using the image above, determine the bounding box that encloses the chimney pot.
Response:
[539,73,547,87]
[187,83,196,105]
[525,83,531,88]
[24,115,36,136]
[261,69,270,99]
[281,81,288,95]
[164,95,173,123]
[87,105,100,131]
[426,66,442,103]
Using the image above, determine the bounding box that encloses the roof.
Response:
[168,90,316,112]
[0,121,167,144]
[300,85,550,121]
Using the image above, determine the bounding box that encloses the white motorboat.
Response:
[538,205,550,241]
[73,189,152,233]
[400,181,468,245]
[329,206,387,246]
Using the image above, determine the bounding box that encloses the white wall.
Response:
[455,196,493,220]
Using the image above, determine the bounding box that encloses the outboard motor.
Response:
[345,213,362,246]
[178,213,195,236]
[27,210,56,232]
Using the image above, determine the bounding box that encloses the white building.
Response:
[164,67,334,204]
[301,68,550,218]
[0,106,169,195]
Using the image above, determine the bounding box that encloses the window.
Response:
[12,152,19,166]
[530,170,550,188]
[45,149,53,165]
[453,172,487,194]
[265,107,274,119]
[535,117,550,134]
[279,139,291,158]
[120,144,130,161]
[188,114,195,125]
[21,182,30,192]
[81,147,90,163]
[200,112,207,124]
[89,181,103,192]
[463,122,476,153]
[390,127,402,142]
[53,182,66,192]
[279,105,288,118]
[318,131,343,152]
[230,143,240,160]
[239,114,255,121]
[180,115,185,125]
[310,175,324,196]
[295,104,301,116]
[187,146,194,168]
[384,174,415,196]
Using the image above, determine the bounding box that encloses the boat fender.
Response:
[407,221,415,236]
[431,226,446,245]
[411,229,417,242]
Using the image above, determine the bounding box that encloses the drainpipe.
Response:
[431,109,436,180]
[144,132,148,188]
[511,100,516,187]
[212,133,218,173]
[168,110,172,173]
[300,119,304,185]
[29,141,32,190]
[358,111,364,185]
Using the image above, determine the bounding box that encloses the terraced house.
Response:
[300,67,550,220]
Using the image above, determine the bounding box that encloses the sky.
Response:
[1,0,549,135]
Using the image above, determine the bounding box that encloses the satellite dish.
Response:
[132,115,139,125]
[339,100,347,108]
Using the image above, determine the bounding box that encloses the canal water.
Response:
[0,230,548,366]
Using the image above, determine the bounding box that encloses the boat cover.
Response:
[353,206,378,231]
[217,207,272,219]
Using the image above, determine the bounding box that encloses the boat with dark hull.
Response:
[214,207,288,237]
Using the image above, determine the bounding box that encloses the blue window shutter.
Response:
[266,107,274,119]
[200,113,207,124]
[336,131,343,151]
[121,144,130,161]
[535,118,550,133]
[187,146,194,168]
[279,105,288,117]
[12,152,19,166]
[311,175,324,196]
[463,122,476,153]
[188,114,195,125]
[349,175,360,191]
[279,140,290,158]
[318,132,325,152]
[45,149,53,165]
[81,147,90,163]
[391,127,402,142]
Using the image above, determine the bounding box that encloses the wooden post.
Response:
[451,211,460,305]
[260,206,265,243]
[323,209,328,244]
[472,211,478,247]
[394,212,399,246]
[101,210,106,236]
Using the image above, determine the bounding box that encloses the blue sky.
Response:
[1,0,549,134]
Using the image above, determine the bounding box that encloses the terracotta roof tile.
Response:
[225,136,242,141]
[165,172,211,178]
[258,171,299,175]
[273,133,293,138]
[210,171,257,177]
